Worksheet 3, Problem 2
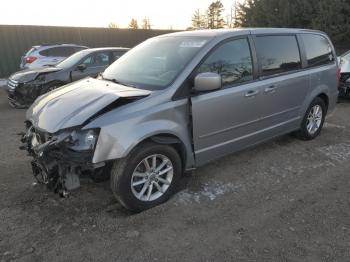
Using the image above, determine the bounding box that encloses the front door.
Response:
[71,52,111,81]
[191,37,266,165]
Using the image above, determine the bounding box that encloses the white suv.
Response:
[20,44,88,69]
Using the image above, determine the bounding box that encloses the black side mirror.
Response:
[77,64,87,71]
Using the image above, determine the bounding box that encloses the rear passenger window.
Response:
[301,34,334,67]
[198,38,253,87]
[255,35,301,76]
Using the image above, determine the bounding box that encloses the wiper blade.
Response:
[101,77,136,88]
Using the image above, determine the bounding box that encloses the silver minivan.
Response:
[21,29,339,212]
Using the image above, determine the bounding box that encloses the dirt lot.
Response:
[0,89,350,262]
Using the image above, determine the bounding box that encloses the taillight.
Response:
[25,56,37,64]
[337,66,341,86]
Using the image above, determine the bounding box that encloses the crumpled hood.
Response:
[26,78,151,133]
[10,67,62,83]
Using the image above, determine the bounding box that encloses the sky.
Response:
[0,0,242,29]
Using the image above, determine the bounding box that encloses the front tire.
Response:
[295,97,326,140]
[110,142,182,212]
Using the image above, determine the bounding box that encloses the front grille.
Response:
[7,78,19,90]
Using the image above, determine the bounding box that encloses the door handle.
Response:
[245,90,259,97]
[264,85,277,93]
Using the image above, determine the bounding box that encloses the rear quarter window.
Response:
[301,34,335,67]
[255,35,301,76]
[39,47,71,57]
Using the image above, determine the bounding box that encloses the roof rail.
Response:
[39,43,80,46]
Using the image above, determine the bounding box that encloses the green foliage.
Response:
[235,0,350,48]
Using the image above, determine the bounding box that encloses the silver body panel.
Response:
[26,28,339,170]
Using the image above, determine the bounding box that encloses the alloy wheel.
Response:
[306,105,323,135]
[130,154,174,202]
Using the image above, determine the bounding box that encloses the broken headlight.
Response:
[65,129,99,151]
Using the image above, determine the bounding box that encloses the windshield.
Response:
[102,36,209,90]
[56,50,89,69]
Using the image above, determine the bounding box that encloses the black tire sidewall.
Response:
[111,142,182,212]
[300,97,326,140]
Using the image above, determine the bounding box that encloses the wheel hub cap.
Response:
[306,105,323,135]
[131,154,173,202]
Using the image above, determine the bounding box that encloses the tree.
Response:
[207,0,225,29]
[192,9,206,29]
[142,17,152,29]
[235,0,350,48]
[128,18,139,29]
[108,22,119,29]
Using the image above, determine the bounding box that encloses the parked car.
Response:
[338,50,350,97]
[8,47,129,108]
[20,43,88,70]
[21,28,339,212]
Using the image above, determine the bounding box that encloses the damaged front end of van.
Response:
[20,77,151,195]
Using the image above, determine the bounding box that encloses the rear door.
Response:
[299,33,337,98]
[191,37,267,165]
[252,34,309,135]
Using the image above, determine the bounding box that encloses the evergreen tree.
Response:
[128,18,139,29]
[207,1,225,29]
[235,0,350,48]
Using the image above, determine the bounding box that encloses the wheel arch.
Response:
[138,133,188,171]
[316,93,329,112]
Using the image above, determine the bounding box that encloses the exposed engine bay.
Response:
[19,123,105,196]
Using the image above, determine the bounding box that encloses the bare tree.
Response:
[108,22,119,29]
[142,17,152,30]
[191,9,206,29]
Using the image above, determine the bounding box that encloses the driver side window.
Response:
[80,52,110,68]
[81,55,94,68]
[198,38,253,87]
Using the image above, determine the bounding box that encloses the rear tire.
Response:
[110,142,182,212]
[295,97,326,141]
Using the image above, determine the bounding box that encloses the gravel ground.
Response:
[0,90,350,262]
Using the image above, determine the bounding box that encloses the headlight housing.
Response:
[64,129,99,151]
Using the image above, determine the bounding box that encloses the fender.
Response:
[87,99,196,170]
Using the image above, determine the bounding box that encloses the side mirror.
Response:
[194,72,222,92]
[77,64,87,71]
